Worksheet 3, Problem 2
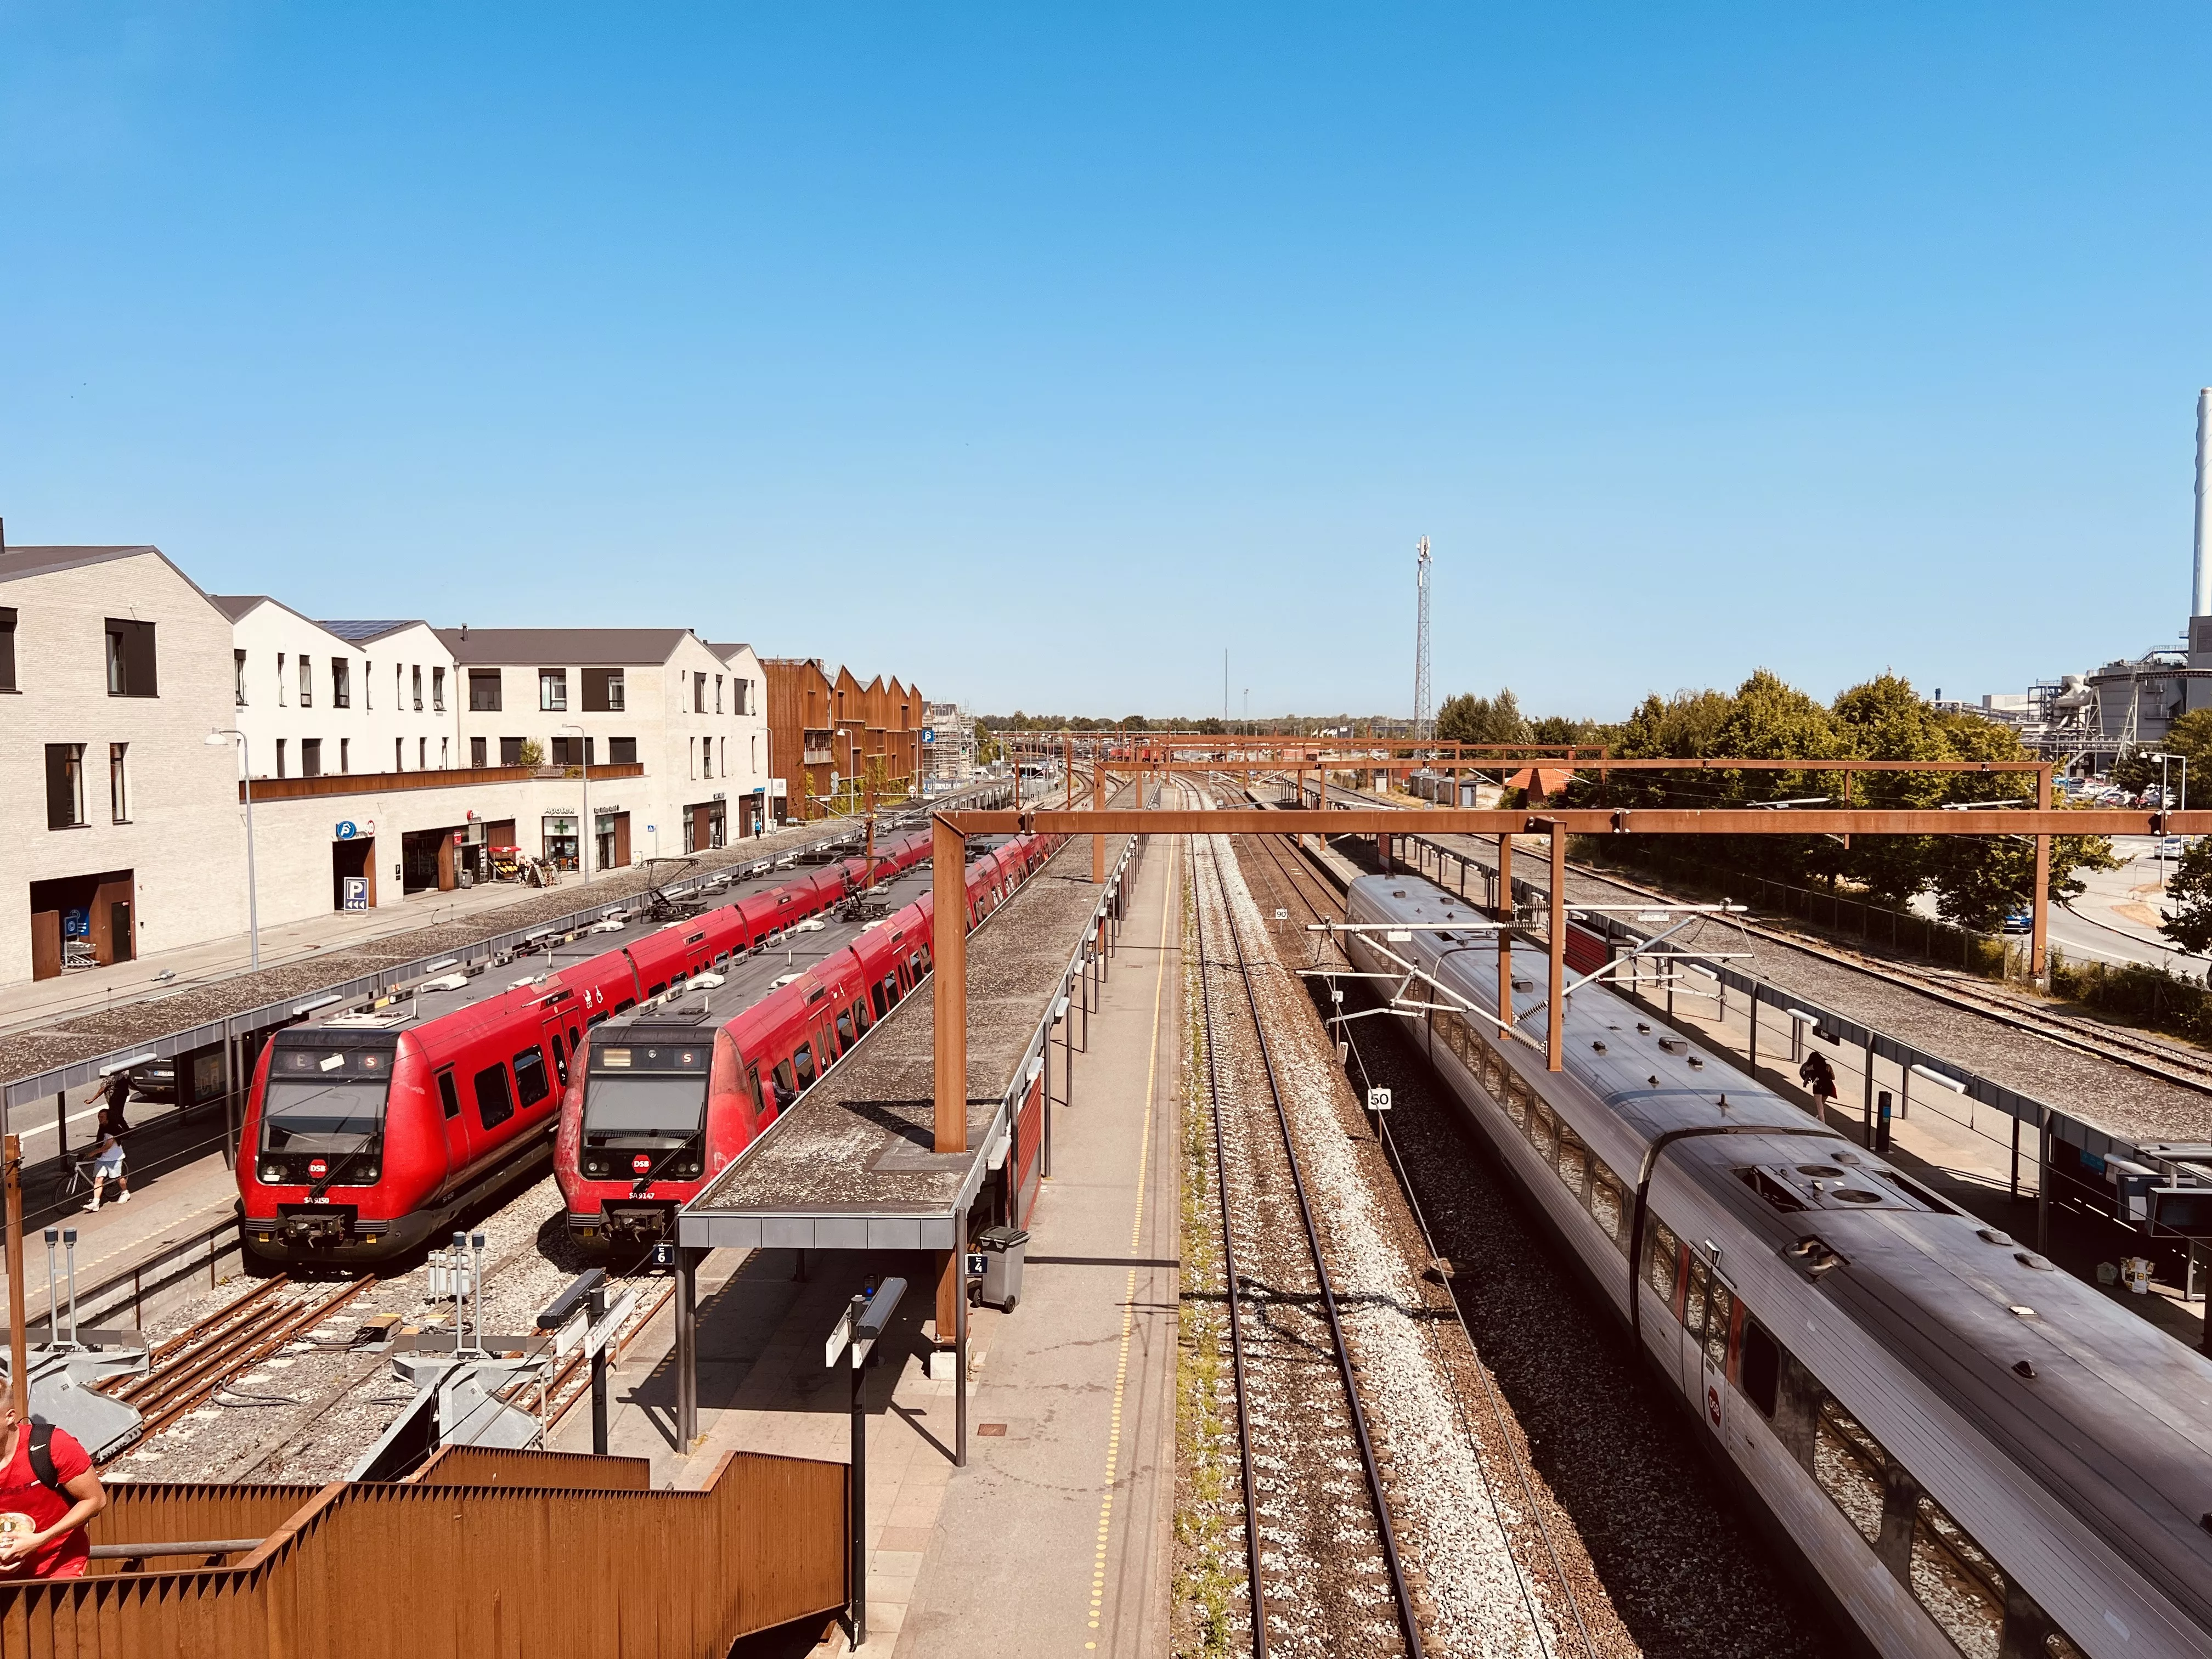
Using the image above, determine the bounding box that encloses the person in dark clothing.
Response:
[1798,1050,1839,1105]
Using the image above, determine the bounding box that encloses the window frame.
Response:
[46,743,87,830]
[512,1045,551,1110]
[108,741,129,823]
[104,618,158,698]
[539,668,568,712]
[469,669,503,712]
[473,1062,516,1130]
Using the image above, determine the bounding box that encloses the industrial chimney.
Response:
[2195,388,2212,617]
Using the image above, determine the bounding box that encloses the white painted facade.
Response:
[219,600,461,780]
[1,546,249,986]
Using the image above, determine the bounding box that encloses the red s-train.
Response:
[554,832,1065,1245]
[237,831,935,1262]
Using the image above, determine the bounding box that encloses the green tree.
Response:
[1435,688,1531,749]
[2160,837,2212,951]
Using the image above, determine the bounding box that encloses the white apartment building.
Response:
[217,599,461,780]
[1,546,249,984]
[438,628,770,868]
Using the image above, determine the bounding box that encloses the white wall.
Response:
[230,605,460,780]
[1,551,249,988]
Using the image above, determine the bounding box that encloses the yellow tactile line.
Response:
[1088,834,1177,1650]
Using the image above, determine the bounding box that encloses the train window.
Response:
[1738,1319,1781,1418]
[1683,1258,1709,1339]
[1479,1047,1504,1097]
[1589,1170,1626,1248]
[437,1069,460,1120]
[513,1047,551,1109]
[648,982,667,998]
[772,1060,796,1102]
[569,1024,581,1055]
[588,1012,610,1029]
[836,1010,855,1049]
[1645,1219,1680,1306]
[747,1066,766,1120]
[550,1034,568,1086]
[1909,1495,2006,1659]
[854,998,871,1033]
[1503,1074,1530,1131]
[872,983,889,1020]
[1813,1396,1888,1545]
[793,1043,816,1086]
[474,1064,516,1130]
[1529,1102,1557,1164]
[616,998,636,1014]
[1703,1282,1733,1373]
[1557,1124,1588,1202]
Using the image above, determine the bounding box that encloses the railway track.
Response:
[100,1273,379,1453]
[1189,824,1424,1657]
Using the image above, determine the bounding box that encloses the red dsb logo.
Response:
[307,1159,329,1180]
[632,1154,652,1175]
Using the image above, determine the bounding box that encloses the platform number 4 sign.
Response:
[1367,1087,1392,1113]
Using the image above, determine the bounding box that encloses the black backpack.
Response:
[23,1419,65,1497]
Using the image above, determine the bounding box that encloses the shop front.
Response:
[27,869,136,980]
[684,798,727,854]
[595,808,632,872]
[543,811,580,874]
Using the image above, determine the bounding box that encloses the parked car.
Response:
[2001,907,2035,934]
[123,1059,177,1103]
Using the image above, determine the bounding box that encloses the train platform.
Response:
[552,828,1187,1656]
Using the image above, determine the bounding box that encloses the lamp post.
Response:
[559,724,591,881]
[205,729,261,969]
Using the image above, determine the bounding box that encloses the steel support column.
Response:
[1497,830,1514,1034]
[676,1244,699,1448]
[2031,766,2052,981]
[1093,755,1106,884]
[1548,820,1566,1072]
[932,816,968,1155]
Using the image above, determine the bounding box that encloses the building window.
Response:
[440,736,449,768]
[552,735,596,767]
[234,648,247,706]
[718,736,726,777]
[104,619,157,697]
[469,669,502,711]
[411,665,423,712]
[432,666,446,711]
[689,737,697,779]
[276,652,287,706]
[735,677,750,715]
[46,744,86,828]
[364,661,372,708]
[583,669,624,712]
[418,736,427,769]
[341,737,351,774]
[608,736,637,765]
[471,736,488,768]
[302,738,323,778]
[108,742,129,822]
[714,674,724,714]
[500,736,523,766]
[540,669,568,712]
[751,734,758,772]
[693,672,707,714]
[298,655,312,707]
[394,737,404,772]
[332,659,350,708]
[0,607,16,692]
[275,738,287,778]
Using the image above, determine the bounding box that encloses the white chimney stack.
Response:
[2195,388,2212,617]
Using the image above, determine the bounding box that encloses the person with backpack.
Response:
[0,1397,108,1578]
[1798,1049,1840,1109]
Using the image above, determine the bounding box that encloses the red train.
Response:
[238,831,935,1262]
[555,832,1066,1245]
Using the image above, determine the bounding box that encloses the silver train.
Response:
[1343,873,2212,1659]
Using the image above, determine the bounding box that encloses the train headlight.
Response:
[259,1164,283,1184]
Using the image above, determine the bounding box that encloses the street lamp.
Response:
[204,729,261,969]
[558,724,591,882]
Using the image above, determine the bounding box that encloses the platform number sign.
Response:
[1367,1087,1392,1113]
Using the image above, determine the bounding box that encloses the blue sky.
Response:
[5,4,2211,719]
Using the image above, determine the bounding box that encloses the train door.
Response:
[434,1066,474,1191]
[1682,1248,1735,1435]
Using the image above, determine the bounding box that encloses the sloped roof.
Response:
[3,545,233,623]
[319,618,428,645]
[435,628,692,666]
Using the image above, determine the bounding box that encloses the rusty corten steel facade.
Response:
[933,815,968,1160]
[941,808,2178,836]
[0,1447,846,1657]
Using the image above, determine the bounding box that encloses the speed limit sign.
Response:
[1367,1087,1392,1113]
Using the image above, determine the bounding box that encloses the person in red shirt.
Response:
[0,1400,106,1579]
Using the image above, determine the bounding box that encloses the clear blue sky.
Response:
[6,4,2211,720]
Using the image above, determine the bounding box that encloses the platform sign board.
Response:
[342,878,369,912]
[1367,1087,1392,1113]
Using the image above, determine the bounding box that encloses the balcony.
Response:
[239,761,646,802]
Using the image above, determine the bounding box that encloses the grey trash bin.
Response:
[976,1226,1030,1311]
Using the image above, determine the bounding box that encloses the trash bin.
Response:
[975,1226,1030,1312]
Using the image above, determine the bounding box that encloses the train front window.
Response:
[260,1044,394,1154]
[582,1043,710,1142]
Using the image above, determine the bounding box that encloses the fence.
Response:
[3,1446,847,1658]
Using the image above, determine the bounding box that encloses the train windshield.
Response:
[260,1043,394,1154]
[583,1042,710,1143]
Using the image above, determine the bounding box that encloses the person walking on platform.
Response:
[84,1108,129,1211]
[1798,1049,1839,1110]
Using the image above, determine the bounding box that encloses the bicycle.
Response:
[49,1153,97,1209]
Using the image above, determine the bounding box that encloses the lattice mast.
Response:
[1412,536,1433,743]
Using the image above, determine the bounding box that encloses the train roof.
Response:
[1346,873,2212,1618]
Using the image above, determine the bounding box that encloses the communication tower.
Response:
[1412,537,1433,742]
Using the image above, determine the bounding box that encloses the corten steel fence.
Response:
[0,1448,847,1658]
[410,1443,651,1491]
